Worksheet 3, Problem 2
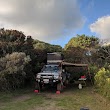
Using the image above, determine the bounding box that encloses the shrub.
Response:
[95,67,110,99]
[89,65,98,74]
[0,52,31,91]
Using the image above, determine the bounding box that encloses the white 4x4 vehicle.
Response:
[36,64,69,92]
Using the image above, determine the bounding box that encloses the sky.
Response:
[0,0,110,47]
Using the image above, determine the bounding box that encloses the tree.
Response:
[65,34,99,50]
[92,44,110,67]
[33,40,62,52]
[0,28,26,57]
[63,47,86,63]
[64,35,100,64]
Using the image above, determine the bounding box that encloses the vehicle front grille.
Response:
[41,74,54,79]
[41,75,53,77]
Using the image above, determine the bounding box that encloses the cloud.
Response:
[0,0,84,42]
[90,16,110,42]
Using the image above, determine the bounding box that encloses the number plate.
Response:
[43,79,49,83]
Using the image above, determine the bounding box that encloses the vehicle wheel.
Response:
[64,79,69,86]
[65,79,69,86]
[57,82,63,91]
[39,83,42,91]
[35,82,40,90]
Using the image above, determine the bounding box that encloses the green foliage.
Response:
[65,34,99,50]
[64,35,99,65]
[0,28,25,42]
[63,47,86,63]
[95,68,110,99]
[90,44,110,68]
[89,65,98,74]
[0,52,31,75]
[96,45,110,66]
[0,52,31,91]
[0,28,26,57]
[33,40,62,52]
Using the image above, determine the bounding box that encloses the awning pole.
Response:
[87,66,94,85]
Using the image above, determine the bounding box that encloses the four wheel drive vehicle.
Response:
[35,64,70,91]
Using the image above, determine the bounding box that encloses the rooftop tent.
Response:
[47,52,63,64]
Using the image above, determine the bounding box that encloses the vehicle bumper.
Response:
[36,78,59,84]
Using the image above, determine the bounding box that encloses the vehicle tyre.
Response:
[64,79,69,86]
[57,82,63,91]
[35,82,40,90]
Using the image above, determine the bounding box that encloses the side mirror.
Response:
[62,69,65,72]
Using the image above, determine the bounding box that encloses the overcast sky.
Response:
[0,0,110,47]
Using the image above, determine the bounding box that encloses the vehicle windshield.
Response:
[42,65,60,72]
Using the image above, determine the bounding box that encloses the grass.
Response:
[0,88,45,110]
[55,87,110,110]
[0,86,110,110]
[0,96,44,110]
[56,89,94,109]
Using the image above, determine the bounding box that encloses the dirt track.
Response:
[0,85,110,110]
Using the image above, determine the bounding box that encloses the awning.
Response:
[62,62,88,67]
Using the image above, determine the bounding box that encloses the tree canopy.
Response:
[65,34,99,50]
[33,40,62,52]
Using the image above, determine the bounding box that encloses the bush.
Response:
[89,65,98,74]
[95,67,110,99]
[0,52,31,91]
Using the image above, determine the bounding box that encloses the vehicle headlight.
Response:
[37,74,41,78]
[54,75,59,79]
